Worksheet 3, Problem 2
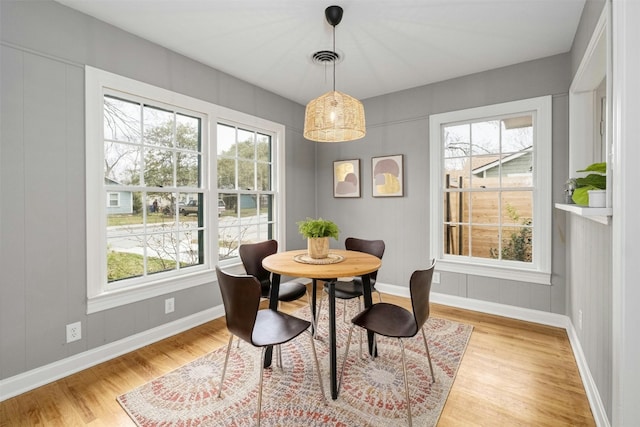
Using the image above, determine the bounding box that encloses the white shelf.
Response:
[555,203,612,225]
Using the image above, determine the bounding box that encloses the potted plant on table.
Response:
[297,217,340,259]
[571,162,607,207]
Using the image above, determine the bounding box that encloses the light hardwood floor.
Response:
[0,291,595,426]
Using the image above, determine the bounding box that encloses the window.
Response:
[86,66,285,313]
[429,96,552,284]
[217,123,275,260]
[107,192,120,207]
[102,94,206,286]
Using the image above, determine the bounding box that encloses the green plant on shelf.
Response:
[572,162,606,206]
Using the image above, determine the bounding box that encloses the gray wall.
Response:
[0,0,315,380]
[567,0,612,420]
[316,54,571,314]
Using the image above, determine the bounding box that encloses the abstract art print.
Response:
[334,159,361,198]
[372,154,404,197]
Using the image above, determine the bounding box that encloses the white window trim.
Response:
[429,96,552,285]
[85,66,286,313]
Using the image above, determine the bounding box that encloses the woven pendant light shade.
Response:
[303,90,366,142]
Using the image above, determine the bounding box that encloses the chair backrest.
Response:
[216,266,261,345]
[410,259,436,331]
[238,240,278,296]
[345,237,385,281]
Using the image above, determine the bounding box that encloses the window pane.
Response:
[144,148,174,187]
[470,191,499,224]
[259,194,274,222]
[237,129,255,159]
[444,161,466,187]
[177,152,200,187]
[105,143,140,185]
[217,124,236,156]
[500,225,533,262]
[176,113,200,150]
[178,230,202,267]
[146,232,179,274]
[443,191,468,224]
[444,224,469,256]
[238,159,255,190]
[107,237,143,282]
[471,120,500,155]
[220,193,238,218]
[218,225,240,260]
[257,163,271,191]
[217,158,236,189]
[104,96,141,143]
[502,192,533,226]
[502,115,533,153]
[257,133,271,162]
[144,106,174,147]
[444,124,470,158]
[501,152,533,187]
[471,225,500,259]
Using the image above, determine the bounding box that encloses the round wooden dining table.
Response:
[262,249,382,400]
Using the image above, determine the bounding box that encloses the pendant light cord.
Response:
[332,24,336,92]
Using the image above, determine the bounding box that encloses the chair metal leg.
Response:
[338,325,355,394]
[218,334,234,398]
[421,328,435,383]
[306,290,317,334]
[315,296,324,339]
[358,299,363,358]
[257,347,266,427]
[276,345,283,368]
[307,330,327,403]
[399,339,413,427]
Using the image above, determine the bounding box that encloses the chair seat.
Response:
[276,280,308,302]
[324,280,363,299]
[351,303,417,338]
[252,309,311,347]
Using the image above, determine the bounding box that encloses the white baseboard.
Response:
[0,305,225,402]
[376,282,611,427]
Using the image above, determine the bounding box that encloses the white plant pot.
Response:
[307,237,329,259]
[588,190,606,208]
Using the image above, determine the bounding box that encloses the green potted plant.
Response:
[297,217,340,259]
[572,162,606,207]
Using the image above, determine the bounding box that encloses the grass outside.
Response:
[108,251,186,282]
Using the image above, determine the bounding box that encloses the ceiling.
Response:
[54,0,585,106]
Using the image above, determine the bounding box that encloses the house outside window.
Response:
[429,96,552,284]
[85,66,285,313]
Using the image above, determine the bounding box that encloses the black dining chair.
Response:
[216,266,325,427]
[339,260,437,427]
[239,240,309,303]
[316,238,385,343]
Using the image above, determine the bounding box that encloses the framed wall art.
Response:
[333,159,361,198]
[372,154,404,197]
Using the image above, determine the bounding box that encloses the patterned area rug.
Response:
[118,303,473,426]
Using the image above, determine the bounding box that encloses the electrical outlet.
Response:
[578,309,583,330]
[432,272,441,284]
[66,322,82,343]
[165,297,175,314]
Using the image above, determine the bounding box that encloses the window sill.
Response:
[436,260,551,285]
[87,270,216,314]
[555,203,612,225]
